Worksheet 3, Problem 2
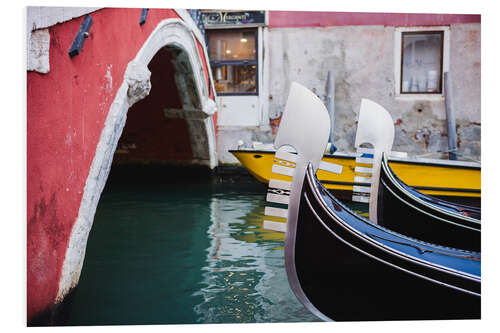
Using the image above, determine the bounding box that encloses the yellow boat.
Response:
[230,149,481,203]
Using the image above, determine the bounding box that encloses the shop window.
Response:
[206,29,258,95]
[400,31,444,94]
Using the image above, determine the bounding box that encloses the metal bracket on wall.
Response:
[140,8,149,26]
[68,14,93,58]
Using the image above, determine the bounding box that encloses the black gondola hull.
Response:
[377,155,481,252]
[292,166,480,321]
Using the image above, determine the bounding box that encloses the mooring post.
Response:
[444,72,458,160]
[326,71,336,154]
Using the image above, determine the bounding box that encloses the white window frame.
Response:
[394,26,450,100]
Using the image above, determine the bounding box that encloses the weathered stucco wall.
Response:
[450,24,481,158]
[267,23,480,160]
[217,127,274,164]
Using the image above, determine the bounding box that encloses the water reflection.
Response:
[64,178,320,325]
[194,193,319,323]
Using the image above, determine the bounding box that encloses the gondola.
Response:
[230,148,481,203]
[270,82,480,321]
[289,164,481,321]
[377,153,481,252]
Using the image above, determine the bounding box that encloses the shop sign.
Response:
[201,11,266,27]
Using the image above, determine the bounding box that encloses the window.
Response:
[400,31,444,94]
[206,29,258,95]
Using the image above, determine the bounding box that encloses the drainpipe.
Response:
[326,71,337,154]
[444,72,458,160]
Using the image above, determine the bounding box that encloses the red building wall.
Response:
[27,7,214,321]
[268,11,480,28]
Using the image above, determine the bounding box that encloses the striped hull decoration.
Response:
[263,149,343,232]
[263,152,295,232]
[352,147,373,203]
[350,149,407,203]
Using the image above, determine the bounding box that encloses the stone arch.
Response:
[56,18,217,302]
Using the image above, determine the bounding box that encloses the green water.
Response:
[64,169,367,325]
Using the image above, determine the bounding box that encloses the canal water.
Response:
[63,166,368,326]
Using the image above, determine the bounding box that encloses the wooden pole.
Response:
[326,71,336,153]
[444,72,458,160]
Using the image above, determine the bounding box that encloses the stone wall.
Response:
[266,23,481,160]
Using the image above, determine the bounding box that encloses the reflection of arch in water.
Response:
[57,18,217,303]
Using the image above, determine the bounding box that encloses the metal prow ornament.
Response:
[354,99,395,224]
[265,82,332,321]
[263,82,342,233]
